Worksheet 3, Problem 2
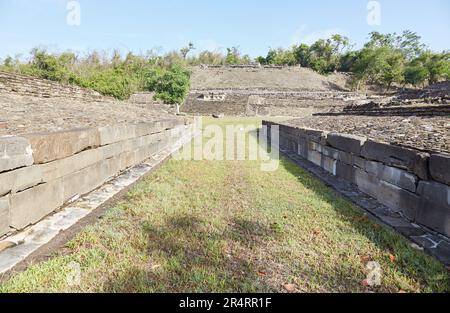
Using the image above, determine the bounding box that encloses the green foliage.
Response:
[260,34,350,74]
[1,48,192,102]
[352,31,449,90]
[145,66,191,104]
[1,30,448,99]
[221,47,251,65]
[404,65,429,87]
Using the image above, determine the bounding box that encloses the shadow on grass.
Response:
[103,214,281,293]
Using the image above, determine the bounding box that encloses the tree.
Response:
[145,65,191,105]
[225,47,241,64]
[3,56,14,67]
[293,44,311,67]
[404,64,429,87]
[180,42,195,60]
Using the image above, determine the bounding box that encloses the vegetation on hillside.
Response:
[256,31,449,91]
[1,30,448,99]
[0,48,191,102]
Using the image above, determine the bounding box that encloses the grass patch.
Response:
[0,118,448,293]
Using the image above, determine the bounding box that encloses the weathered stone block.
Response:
[98,124,137,146]
[327,133,366,155]
[297,137,308,158]
[413,152,430,181]
[0,196,10,236]
[365,161,418,192]
[361,140,419,172]
[416,181,450,236]
[25,128,100,164]
[321,155,337,175]
[10,179,64,230]
[40,148,101,183]
[336,161,356,184]
[0,136,33,173]
[429,153,450,185]
[354,169,419,219]
[298,128,325,143]
[62,158,119,202]
[307,149,322,167]
[322,146,340,160]
[308,141,323,153]
[135,119,182,137]
[338,150,354,165]
[0,166,43,197]
[417,181,450,211]
[353,156,366,169]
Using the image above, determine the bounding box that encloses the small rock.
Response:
[283,283,297,292]
[410,243,424,251]
[0,241,17,252]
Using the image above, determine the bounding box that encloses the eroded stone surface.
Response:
[10,179,65,230]
[327,133,366,155]
[25,128,100,164]
[429,153,450,185]
[0,136,33,173]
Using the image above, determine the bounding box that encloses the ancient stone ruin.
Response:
[0,67,449,268]
[0,71,199,238]
[182,65,366,117]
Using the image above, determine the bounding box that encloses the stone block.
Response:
[361,140,420,173]
[40,148,101,183]
[354,169,419,220]
[429,153,450,185]
[353,156,366,169]
[416,181,450,236]
[308,141,323,153]
[417,181,450,211]
[298,128,325,143]
[98,124,137,146]
[297,137,308,158]
[338,150,354,165]
[25,128,100,164]
[0,166,43,197]
[307,149,322,167]
[322,146,340,160]
[336,161,356,184]
[0,196,10,236]
[62,158,120,202]
[413,152,430,181]
[365,161,418,192]
[10,179,64,230]
[327,133,366,155]
[321,155,337,175]
[135,119,181,137]
[0,136,33,173]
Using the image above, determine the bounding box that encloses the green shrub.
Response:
[145,66,191,104]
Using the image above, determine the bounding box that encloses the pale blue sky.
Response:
[0,0,449,59]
